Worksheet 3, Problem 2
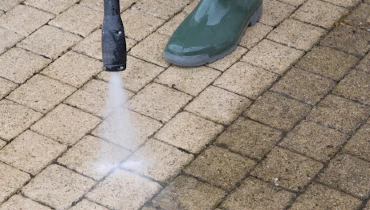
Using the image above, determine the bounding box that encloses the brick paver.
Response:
[1,1,370,209]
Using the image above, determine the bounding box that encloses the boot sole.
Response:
[164,3,263,67]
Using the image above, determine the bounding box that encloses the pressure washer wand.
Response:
[102,0,127,71]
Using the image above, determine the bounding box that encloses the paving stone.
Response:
[0,162,30,203]
[221,177,295,210]
[239,22,273,50]
[25,0,78,14]
[129,83,192,122]
[268,19,326,51]
[216,117,282,160]
[207,47,248,71]
[153,175,226,210]
[0,99,42,141]
[0,5,54,36]
[155,111,224,153]
[343,124,370,162]
[308,94,370,134]
[70,199,109,210]
[333,69,370,106]
[279,0,306,7]
[344,3,370,30]
[244,91,311,132]
[129,32,170,67]
[214,62,278,99]
[259,0,296,27]
[31,104,101,145]
[185,146,256,190]
[365,201,370,210]
[80,0,135,12]
[0,139,5,149]
[318,154,370,198]
[320,24,370,57]
[322,0,360,8]
[122,139,193,182]
[58,135,130,180]
[290,183,362,210]
[251,147,323,192]
[356,52,370,73]
[133,0,191,20]
[122,9,164,41]
[280,121,348,162]
[296,46,359,81]
[86,170,161,210]
[0,27,23,55]
[0,47,51,84]
[242,39,304,75]
[183,0,199,14]
[18,25,81,59]
[22,164,95,210]
[0,194,52,210]
[292,0,348,29]
[0,0,22,11]
[272,67,336,105]
[42,51,102,88]
[141,207,157,210]
[0,130,66,175]
[7,74,76,113]
[157,12,187,36]
[92,110,162,151]
[0,78,16,100]
[155,65,221,96]
[49,5,102,37]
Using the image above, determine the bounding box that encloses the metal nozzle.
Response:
[102,0,127,71]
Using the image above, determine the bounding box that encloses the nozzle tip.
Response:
[104,64,126,71]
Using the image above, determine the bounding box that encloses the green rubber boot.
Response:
[164,0,263,67]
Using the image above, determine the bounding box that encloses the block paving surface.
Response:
[0,0,370,209]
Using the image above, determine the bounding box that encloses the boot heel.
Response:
[249,3,263,26]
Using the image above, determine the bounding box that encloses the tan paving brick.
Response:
[260,0,296,27]
[290,183,362,210]
[0,162,30,203]
[22,164,95,210]
[343,124,370,162]
[0,78,16,100]
[221,177,295,210]
[153,175,226,210]
[185,146,256,190]
[141,206,157,210]
[80,0,135,12]
[155,65,221,96]
[207,47,248,71]
[0,0,22,12]
[129,83,192,122]
[242,39,304,75]
[0,5,54,36]
[214,62,278,99]
[216,117,282,160]
[185,86,252,125]
[42,51,102,88]
[155,111,224,153]
[129,32,170,67]
[183,0,199,14]
[18,25,81,59]
[25,0,78,15]
[272,67,336,105]
[322,0,360,8]
[31,104,101,145]
[86,170,161,210]
[0,27,23,55]
[292,0,348,29]
[364,202,370,210]
[0,47,51,84]
[279,0,306,7]
[122,139,193,182]
[318,154,370,198]
[251,147,323,192]
[58,135,130,180]
[0,99,42,141]
[280,121,348,162]
[239,23,273,50]
[344,3,370,29]
[7,74,76,113]
[0,194,52,210]
[97,56,164,93]
[245,91,311,132]
[356,52,370,73]
[333,69,370,106]
[122,9,164,41]
[308,94,370,134]
[268,19,326,51]
[320,24,370,57]
[296,46,359,81]
[157,12,187,36]
[70,199,109,210]
[133,0,191,20]
[49,5,102,37]
[0,139,5,149]
[0,130,66,175]
[92,110,162,150]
